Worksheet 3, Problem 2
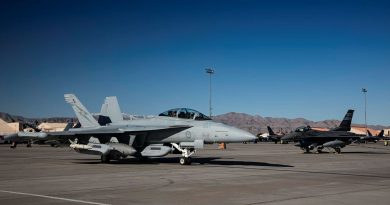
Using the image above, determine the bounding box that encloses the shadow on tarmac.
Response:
[195,157,294,167]
[72,156,294,167]
[301,151,390,155]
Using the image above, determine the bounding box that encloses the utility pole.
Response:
[362,88,368,135]
[205,68,215,118]
[205,68,224,149]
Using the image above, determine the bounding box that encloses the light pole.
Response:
[205,68,215,118]
[362,88,368,135]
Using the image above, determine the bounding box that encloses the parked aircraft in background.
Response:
[7,121,74,147]
[257,126,285,143]
[360,130,384,143]
[8,96,140,148]
[281,110,361,153]
[265,126,285,144]
[6,94,256,165]
[256,132,269,142]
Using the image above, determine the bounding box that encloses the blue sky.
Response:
[1,0,389,125]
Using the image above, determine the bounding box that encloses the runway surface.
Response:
[1,142,390,205]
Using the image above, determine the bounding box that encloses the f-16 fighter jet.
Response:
[281,110,361,154]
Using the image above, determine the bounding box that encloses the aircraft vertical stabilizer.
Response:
[267,126,276,135]
[338,109,354,131]
[100,96,123,123]
[331,109,354,131]
[63,122,74,131]
[377,130,384,137]
[64,94,100,128]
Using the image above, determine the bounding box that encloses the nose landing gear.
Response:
[171,143,195,165]
[179,157,192,165]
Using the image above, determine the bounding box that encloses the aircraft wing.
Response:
[8,125,191,144]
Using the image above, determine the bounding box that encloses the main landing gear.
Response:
[304,147,310,153]
[334,148,341,154]
[10,141,17,149]
[302,146,313,153]
[101,155,111,163]
[101,154,126,163]
[171,143,195,165]
[317,147,323,153]
[26,140,32,148]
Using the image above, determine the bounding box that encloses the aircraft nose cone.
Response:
[236,129,257,142]
[246,132,257,141]
[217,123,257,142]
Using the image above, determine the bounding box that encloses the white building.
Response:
[37,122,68,132]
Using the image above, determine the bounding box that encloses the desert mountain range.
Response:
[1,111,388,134]
[213,112,389,134]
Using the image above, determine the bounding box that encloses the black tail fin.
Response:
[339,109,354,129]
[333,109,354,131]
[63,122,74,131]
[367,130,372,136]
[267,126,276,135]
[97,115,112,126]
[73,122,81,128]
[377,130,384,137]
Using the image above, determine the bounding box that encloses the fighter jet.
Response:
[265,126,284,144]
[7,121,74,148]
[8,96,136,148]
[281,110,361,154]
[360,130,385,143]
[6,94,256,165]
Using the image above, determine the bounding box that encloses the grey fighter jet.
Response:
[6,94,256,165]
[281,110,361,153]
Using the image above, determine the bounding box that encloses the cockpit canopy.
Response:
[295,126,312,132]
[159,108,211,121]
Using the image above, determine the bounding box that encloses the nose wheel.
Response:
[172,143,195,165]
[179,157,192,165]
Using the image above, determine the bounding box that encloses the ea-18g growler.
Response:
[6,94,256,165]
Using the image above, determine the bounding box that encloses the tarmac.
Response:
[1,142,390,205]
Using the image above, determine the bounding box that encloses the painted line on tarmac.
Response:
[0,190,110,205]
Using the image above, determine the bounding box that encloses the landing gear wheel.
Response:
[137,156,149,162]
[101,155,111,163]
[179,157,192,165]
[171,143,196,165]
[10,142,17,149]
[317,148,323,153]
[334,148,341,154]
